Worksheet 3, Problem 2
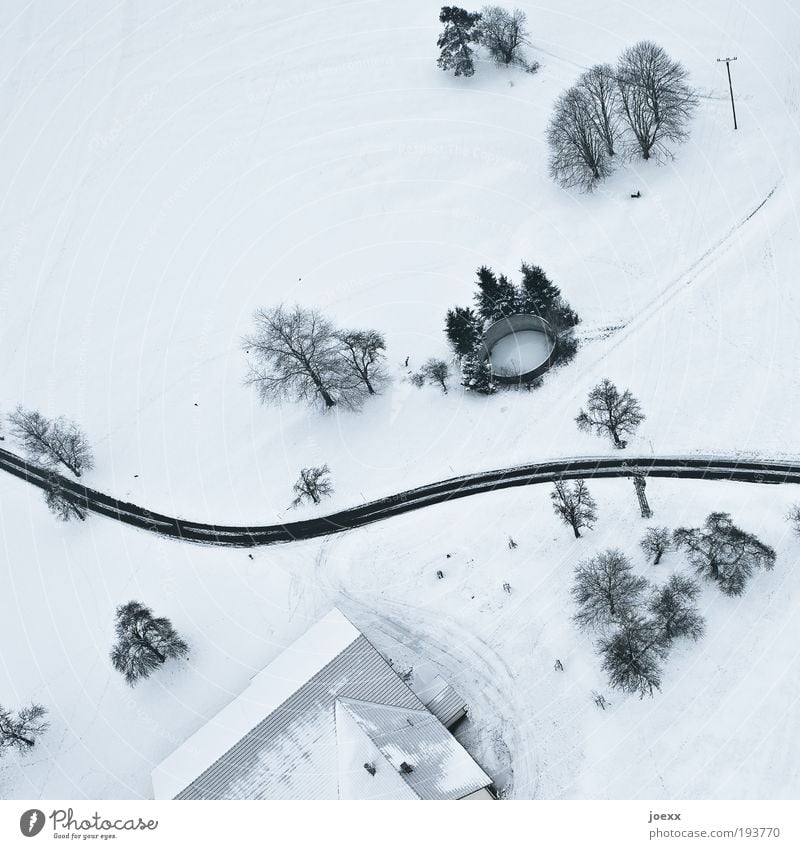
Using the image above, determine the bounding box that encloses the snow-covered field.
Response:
[1,0,799,800]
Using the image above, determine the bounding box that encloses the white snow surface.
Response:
[489,330,551,375]
[1,0,799,801]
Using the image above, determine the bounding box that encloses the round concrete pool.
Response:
[480,314,557,384]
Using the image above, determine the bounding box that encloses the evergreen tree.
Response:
[110,601,189,686]
[445,306,483,359]
[473,266,518,322]
[519,262,560,317]
[436,7,483,77]
[461,351,496,394]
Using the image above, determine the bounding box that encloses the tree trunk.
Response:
[572,523,581,539]
[654,549,663,565]
[145,642,166,664]
[319,388,336,408]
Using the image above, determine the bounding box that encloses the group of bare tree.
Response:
[436,6,536,77]
[572,549,704,698]
[7,407,93,477]
[5,406,94,522]
[242,305,389,411]
[561,493,775,696]
[548,41,698,191]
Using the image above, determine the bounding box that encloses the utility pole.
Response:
[717,56,738,130]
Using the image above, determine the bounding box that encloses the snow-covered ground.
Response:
[1,0,799,800]
[489,329,550,375]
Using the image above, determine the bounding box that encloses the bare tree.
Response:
[785,504,800,536]
[550,478,597,538]
[547,86,612,192]
[575,379,645,448]
[110,601,189,686]
[8,407,94,477]
[640,526,672,564]
[648,573,705,643]
[242,305,363,410]
[336,330,389,395]
[43,473,87,522]
[292,465,333,507]
[673,512,775,597]
[577,63,620,156]
[571,549,649,630]
[616,41,698,160]
[478,6,530,67]
[422,358,450,393]
[0,703,49,754]
[598,614,667,698]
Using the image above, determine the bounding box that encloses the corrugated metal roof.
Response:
[336,699,490,800]
[426,678,468,728]
[157,609,492,800]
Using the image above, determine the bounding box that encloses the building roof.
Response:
[336,698,490,800]
[152,609,491,800]
[425,675,469,728]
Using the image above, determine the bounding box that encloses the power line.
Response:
[716,56,738,129]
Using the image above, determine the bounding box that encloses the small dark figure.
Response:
[364,762,376,776]
[631,190,641,198]
[593,692,609,710]
[248,554,254,560]
[508,536,518,550]
[554,659,564,671]
[400,762,414,774]
[446,553,451,559]
[503,582,511,594]
[436,570,444,580]
[404,356,409,367]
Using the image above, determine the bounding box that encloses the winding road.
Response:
[2,445,799,547]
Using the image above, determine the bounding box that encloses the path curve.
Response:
[1,445,798,547]
[0,449,800,548]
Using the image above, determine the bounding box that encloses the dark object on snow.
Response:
[554,659,564,671]
[110,600,189,686]
[503,582,511,594]
[400,761,414,774]
[436,570,445,580]
[631,190,641,198]
[404,356,409,367]
[508,536,518,549]
[575,378,645,449]
[364,762,376,776]
[593,692,609,710]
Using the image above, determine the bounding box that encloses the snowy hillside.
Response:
[1,0,799,800]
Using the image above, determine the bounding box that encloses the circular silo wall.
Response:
[481,314,558,384]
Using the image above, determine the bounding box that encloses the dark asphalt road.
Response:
[2,446,798,547]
